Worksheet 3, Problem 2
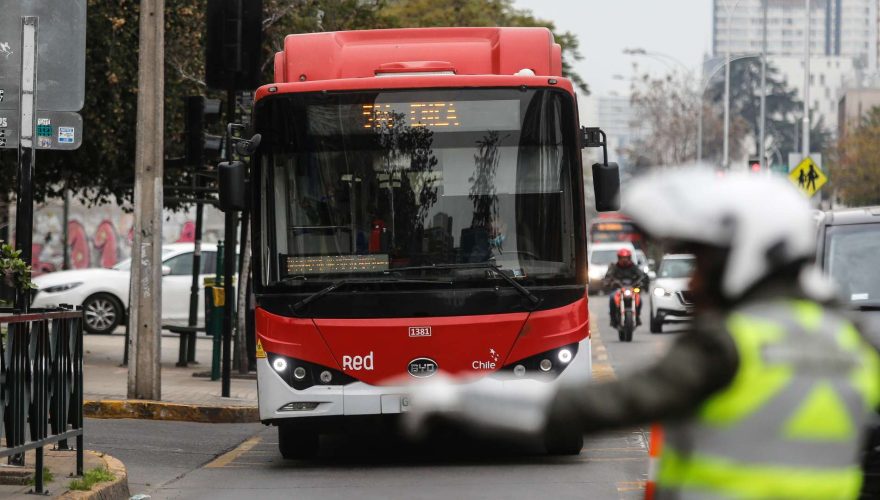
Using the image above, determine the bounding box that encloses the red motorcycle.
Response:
[611,278,644,342]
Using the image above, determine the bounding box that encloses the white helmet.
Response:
[622,168,816,300]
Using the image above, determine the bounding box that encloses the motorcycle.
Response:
[611,278,644,342]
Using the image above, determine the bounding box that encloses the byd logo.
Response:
[342,352,374,371]
[407,358,438,378]
[408,326,431,337]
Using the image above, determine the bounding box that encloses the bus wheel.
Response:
[278,422,319,459]
[544,428,584,456]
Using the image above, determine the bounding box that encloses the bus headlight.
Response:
[293,366,307,380]
[558,349,572,364]
[499,343,578,380]
[272,358,288,372]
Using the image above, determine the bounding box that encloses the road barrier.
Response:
[0,306,84,494]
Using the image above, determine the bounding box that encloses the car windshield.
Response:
[825,223,880,306]
[659,257,695,279]
[591,249,622,266]
[256,88,579,287]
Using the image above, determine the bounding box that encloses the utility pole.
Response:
[128,0,164,400]
[759,0,768,170]
[722,11,732,169]
[802,0,811,157]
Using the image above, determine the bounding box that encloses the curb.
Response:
[83,399,259,424]
[59,451,129,500]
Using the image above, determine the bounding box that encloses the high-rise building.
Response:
[713,0,878,133]
[713,0,878,69]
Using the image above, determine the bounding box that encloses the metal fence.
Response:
[0,306,84,494]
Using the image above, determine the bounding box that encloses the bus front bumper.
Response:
[257,337,591,423]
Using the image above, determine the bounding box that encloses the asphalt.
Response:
[85,298,680,499]
[83,418,262,495]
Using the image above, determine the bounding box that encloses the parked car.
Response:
[649,253,695,333]
[815,206,880,498]
[588,241,637,294]
[31,243,218,334]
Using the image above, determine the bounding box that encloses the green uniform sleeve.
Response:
[546,318,740,434]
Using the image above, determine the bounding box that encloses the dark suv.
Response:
[817,206,880,498]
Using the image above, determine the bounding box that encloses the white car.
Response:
[32,243,219,334]
[588,241,637,294]
[649,254,695,333]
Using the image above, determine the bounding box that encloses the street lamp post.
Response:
[759,0,768,170]
[802,0,811,157]
[722,0,744,170]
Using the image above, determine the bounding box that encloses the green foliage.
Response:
[27,467,54,486]
[705,59,829,161]
[0,242,36,292]
[827,107,880,206]
[68,466,115,491]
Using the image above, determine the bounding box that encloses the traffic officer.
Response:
[406,168,880,499]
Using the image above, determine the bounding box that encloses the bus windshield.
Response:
[255,88,579,287]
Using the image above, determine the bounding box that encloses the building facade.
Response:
[713,0,878,69]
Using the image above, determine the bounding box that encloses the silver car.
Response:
[649,254,695,333]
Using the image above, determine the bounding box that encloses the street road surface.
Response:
[87,298,680,499]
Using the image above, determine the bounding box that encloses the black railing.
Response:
[0,306,84,494]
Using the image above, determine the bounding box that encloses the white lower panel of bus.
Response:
[257,337,591,422]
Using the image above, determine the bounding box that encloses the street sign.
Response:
[0,111,82,150]
[789,156,827,197]
[0,1,86,112]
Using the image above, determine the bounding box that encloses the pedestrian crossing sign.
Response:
[256,339,266,358]
[789,156,827,197]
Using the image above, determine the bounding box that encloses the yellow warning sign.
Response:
[789,156,827,197]
[256,339,266,358]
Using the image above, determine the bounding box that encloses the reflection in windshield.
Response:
[590,250,619,266]
[258,88,578,286]
[826,224,880,304]
[659,257,695,279]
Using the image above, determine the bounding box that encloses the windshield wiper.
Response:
[388,263,541,307]
[290,277,451,313]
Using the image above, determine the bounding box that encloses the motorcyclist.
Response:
[406,168,880,499]
[603,248,648,327]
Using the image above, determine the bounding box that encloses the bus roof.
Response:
[272,27,562,84]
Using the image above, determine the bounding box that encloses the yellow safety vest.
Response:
[654,300,880,500]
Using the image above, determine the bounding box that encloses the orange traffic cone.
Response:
[645,423,663,500]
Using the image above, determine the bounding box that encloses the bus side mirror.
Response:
[218,161,247,212]
[593,162,620,212]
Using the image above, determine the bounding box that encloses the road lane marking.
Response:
[617,481,647,492]
[205,435,262,468]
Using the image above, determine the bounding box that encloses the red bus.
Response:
[589,214,642,248]
[225,27,618,458]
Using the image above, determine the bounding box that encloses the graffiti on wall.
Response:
[29,198,224,276]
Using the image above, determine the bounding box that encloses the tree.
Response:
[827,107,880,206]
[0,0,585,207]
[705,58,829,164]
[625,70,745,167]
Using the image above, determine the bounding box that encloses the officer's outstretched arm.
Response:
[546,322,739,434]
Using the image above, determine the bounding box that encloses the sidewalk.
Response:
[84,331,258,421]
[0,448,128,499]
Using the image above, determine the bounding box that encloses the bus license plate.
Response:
[400,396,411,412]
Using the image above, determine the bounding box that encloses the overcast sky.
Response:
[513,0,714,97]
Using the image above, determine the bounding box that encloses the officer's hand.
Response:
[402,376,556,439]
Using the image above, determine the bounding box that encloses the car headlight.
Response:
[653,287,669,297]
[41,282,83,294]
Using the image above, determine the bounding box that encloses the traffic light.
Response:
[206,0,263,91]
[748,157,761,173]
[185,96,223,167]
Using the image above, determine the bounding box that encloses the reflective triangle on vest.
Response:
[783,380,854,441]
